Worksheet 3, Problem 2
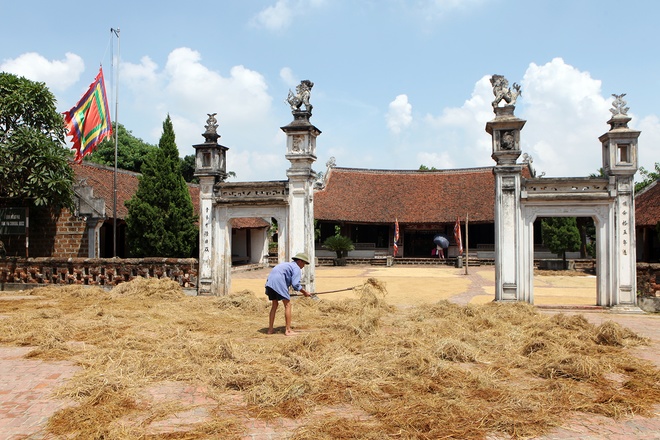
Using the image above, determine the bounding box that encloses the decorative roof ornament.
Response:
[610,93,629,117]
[314,157,336,190]
[490,74,521,110]
[286,80,314,114]
[607,93,632,131]
[522,152,544,178]
[202,113,220,143]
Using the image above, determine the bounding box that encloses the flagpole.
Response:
[111,28,120,258]
[464,212,469,275]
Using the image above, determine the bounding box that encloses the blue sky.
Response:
[2,0,659,182]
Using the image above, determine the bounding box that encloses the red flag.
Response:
[454,216,463,255]
[393,218,399,257]
[63,67,113,163]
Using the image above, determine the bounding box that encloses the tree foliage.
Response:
[0,72,74,210]
[323,235,355,259]
[86,123,156,173]
[125,115,197,257]
[541,217,581,268]
[635,162,660,192]
[574,217,596,258]
[180,154,197,183]
[323,226,354,259]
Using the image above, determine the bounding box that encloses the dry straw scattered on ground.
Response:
[0,276,659,439]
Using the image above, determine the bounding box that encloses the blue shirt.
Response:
[265,261,302,300]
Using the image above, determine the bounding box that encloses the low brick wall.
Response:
[1,258,658,298]
[0,257,198,289]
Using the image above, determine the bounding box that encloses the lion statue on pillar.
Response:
[287,80,314,113]
[490,74,521,108]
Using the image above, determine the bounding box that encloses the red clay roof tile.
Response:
[635,180,660,226]
[314,167,498,224]
[71,161,200,219]
[71,162,269,229]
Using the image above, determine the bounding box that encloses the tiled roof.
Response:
[71,162,268,229]
[635,179,660,226]
[314,167,498,224]
[232,217,270,229]
[72,161,200,219]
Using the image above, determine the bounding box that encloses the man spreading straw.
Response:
[265,252,312,335]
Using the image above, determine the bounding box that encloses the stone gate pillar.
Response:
[599,94,640,308]
[486,76,526,302]
[281,80,319,293]
[194,114,228,295]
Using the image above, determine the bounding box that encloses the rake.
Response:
[291,286,357,299]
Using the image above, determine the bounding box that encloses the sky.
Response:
[2,0,659,183]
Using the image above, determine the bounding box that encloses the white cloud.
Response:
[114,47,282,181]
[228,149,288,182]
[251,0,294,31]
[387,94,413,134]
[406,0,492,23]
[420,75,494,169]
[417,151,455,169]
[121,56,160,86]
[635,114,660,175]
[519,57,610,177]
[250,0,327,31]
[163,48,272,119]
[0,52,84,91]
[279,67,297,88]
[388,59,660,179]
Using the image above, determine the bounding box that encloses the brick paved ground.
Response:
[0,346,78,440]
[2,265,660,439]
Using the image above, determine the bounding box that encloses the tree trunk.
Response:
[576,217,589,258]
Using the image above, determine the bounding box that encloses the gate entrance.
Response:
[193,82,320,295]
[487,80,639,309]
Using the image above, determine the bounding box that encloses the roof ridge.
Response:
[73,160,142,177]
[331,166,494,174]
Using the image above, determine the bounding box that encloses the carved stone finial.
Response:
[490,74,521,111]
[522,153,539,178]
[607,94,632,131]
[314,156,336,190]
[203,113,220,143]
[286,80,314,115]
[610,93,629,117]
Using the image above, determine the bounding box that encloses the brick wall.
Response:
[0,257,197,289]
[638,262,660,297]
[51,210,89,258]
[2,207,89,258]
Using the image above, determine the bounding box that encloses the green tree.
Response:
[323,235,355,259]
[0,73,74,210]
[635,162,660,192]
[419,164,438,171]
[180,154,197,183]
[541,217,581,269]
[323,225,354,260]
[125,115,197,257]
[86,123,156,173]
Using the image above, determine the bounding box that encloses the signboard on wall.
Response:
[0,208,27,235]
